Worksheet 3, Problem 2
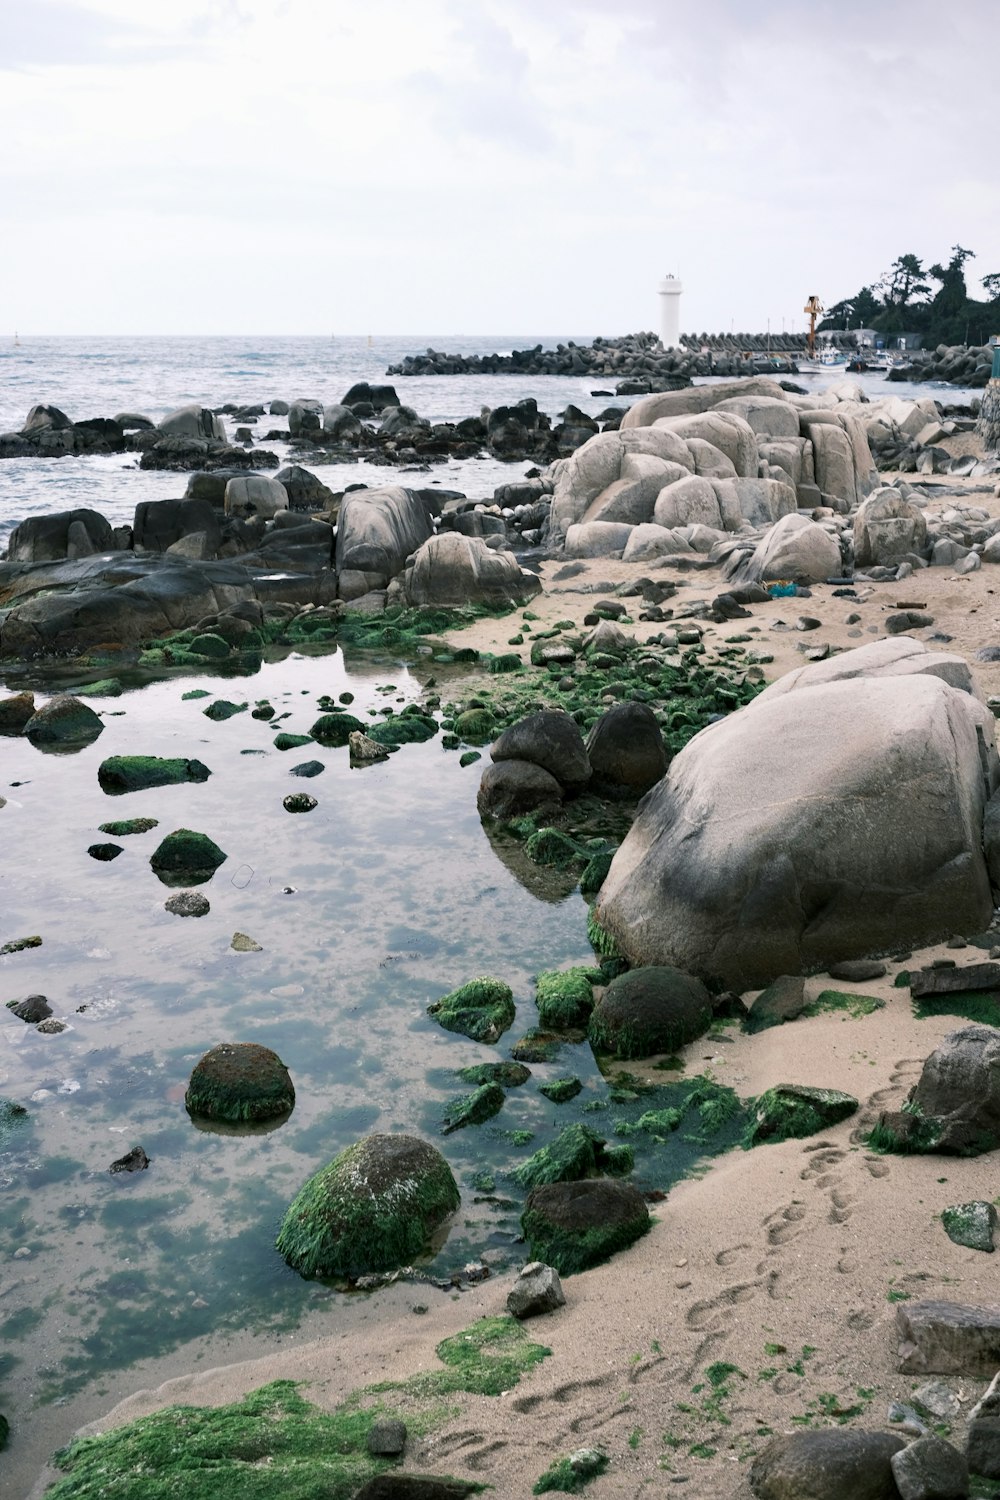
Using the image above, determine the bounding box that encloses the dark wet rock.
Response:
[427,977,515,1044]
[354,1477,481,1500]
[749,1430,906,1500]
[828,958,888,982]
[335,485,434,590]
[273,732,313,751]
[521,1178,650,1275]
[289,760,325,779]
[477,759,564,820]
[24,695,104,747]
[186,1042,295,1123]
[6,995,52,1023]
[897,1300,1000,1376]
[87,842,123,861]
[283,792,317,813]
[511,1029,562,1063]
[310,712,365,746]
[203,698,246,722]
[746,975,807,1034]
[152,829,227,886]
[98,756,211,794]
[886,610,934,634]
[164,890,211,917]
[276,1133,459,1279]
[584,701,667,793]
[745,1085,858,1146]
[109,1146,150,1174]
[910,963,1000,997]
[366,1417,408,1457]
[588,965,713,1059]
[507,1261,565,1319]
[5,507,115,562]
[441,1082,505,1134]
[491,709,590,791]
[0,692,35,734]
[942,1200,997,1252]
[133,496,222,555]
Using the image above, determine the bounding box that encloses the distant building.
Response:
[886,332,924,351]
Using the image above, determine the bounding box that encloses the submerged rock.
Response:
[165,890,211,917]
[109,1146,150,1174]
[185,1042,295,1123]
[441,1082,505,1135]
[275,1133,459,1279]
[151,829,227,886]
[427,977,515,1044]
[6,995,52,1023]
[24,694,104,747]
[98,756,211,794]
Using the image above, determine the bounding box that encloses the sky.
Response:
[2,0,999,336]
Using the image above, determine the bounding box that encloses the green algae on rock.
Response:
[540,1077,583,1105]
[427,977,515,1044]
[368,714,438,746]
[98,817,159,836]
[743,1085,858,1148]
[276,1133,460,1279]
[457,1061,531,1088]
[442,1081,505,1135]
[524,827,589,872]
[535,969,597,1031]
[511,1029,563,1064]
[588,966,713,1061]
[513,1123,623,1189]
[521,1178,650,1276]
[310,712,366,746]
[98,755,211,794]
[203,699,247,721]
[149,828,227,886]
[533,1447,608,1494]
[942,1200,997,1252]
[273,732,314,751]
[185,1043,295,1124]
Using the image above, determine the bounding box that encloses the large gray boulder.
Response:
[563,521,633,558]
[750,1430,906,1500]
[731,511,841,583]
[715,394,801,440]
[905,1026,1000,1155]
[5,508,115,563]
[223,475,288,521]
[854,486,928,568]
[653,411,759,477]
[335,485,434,588]
[595,643,999,989]
[620,376,790,426]
[491,709,590,790]
[157,404,226,442]
[133,498,222,555]
[549,429,694,541]
[287,400,324,436]
[399,532,541,607]
[710,476,797,529]
[652,474,724,530]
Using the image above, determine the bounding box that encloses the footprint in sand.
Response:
[864,1154,891,1178]
[511,1373,610,1415]
[715,1243,752,1267]
[837,1249,859,1274]
[765,1203,807,1247]
[800,1148,846,1182]
[828,1186,857,1224]
[431,1431,510,1472]
[685,1280,759,1332]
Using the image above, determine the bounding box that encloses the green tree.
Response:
[926,246,976,345]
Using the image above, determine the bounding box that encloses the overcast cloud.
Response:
[2,0,998,336]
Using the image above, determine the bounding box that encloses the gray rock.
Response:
[24,695,104,747]
[158,404,225,441]
[750,1429,906,1499]
[506,1261,566,1319]
[942,1201,997,1252]
[909,963,1000,997]
[7,995,52,1023]
[746,975,807,1033]
[165,891,211,918]
[828,959,887,981]
[400,532,541,608]
[734,511,842,584]
[477,760,563,820]
[898,1300,1000,1376]
[967,1418,1000,1479]
[890,1434,968,1499]
[336,485,434,587]
[584,702,667,792]
[287,399,323,436]
[911,1380,962,1421]
[224,475,288,521]
[908,1027,1000,1154]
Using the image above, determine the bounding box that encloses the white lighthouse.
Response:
[658,274,683,350]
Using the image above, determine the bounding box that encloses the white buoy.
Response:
[657,274,683,350]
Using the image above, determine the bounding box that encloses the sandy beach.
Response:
[25,456,1000,1500]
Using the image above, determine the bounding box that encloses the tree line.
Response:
[818,247,1000,347]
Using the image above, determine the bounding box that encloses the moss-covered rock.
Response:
[539,1077,582,1105]
[457,1061,531,1088]
[521,1179,650,1276]
[743,1084,858,1148]
[533,1448,608,1494]
[276,1134,460,1279]
[185,1043,295,1123]
[203,699,247,722]
[25,695,104,747]
[442,1082,505,1135]
[511,1030,563,1064]
[88,842,123,861]
[77,678,123,698]
[428,977,515,1044]
[189,632,231,658]
[98,756,211,794]
[368,715,438,746]
[274,732,314,751]
[150,828,227,886]
[588,966,713,1060]
[310,712,366,747]
[454,708,495,745]
[535,969,596,1031]
[942,1200,997,1252]
[513,1124,615,1189]
[98,817,159,836]
[524,828,588,871]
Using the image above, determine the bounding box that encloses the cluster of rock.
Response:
[385,330,854,385]
[889,341,997,388]
[544,375,999,579]
[0,401,276,471]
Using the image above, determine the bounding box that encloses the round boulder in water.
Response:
[585,702,667,792]
[588,965,713,1059]
[276,1133,460,1279]
[150,828,227,886]
[491,709,591,790]
[185,1042,295,1124]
